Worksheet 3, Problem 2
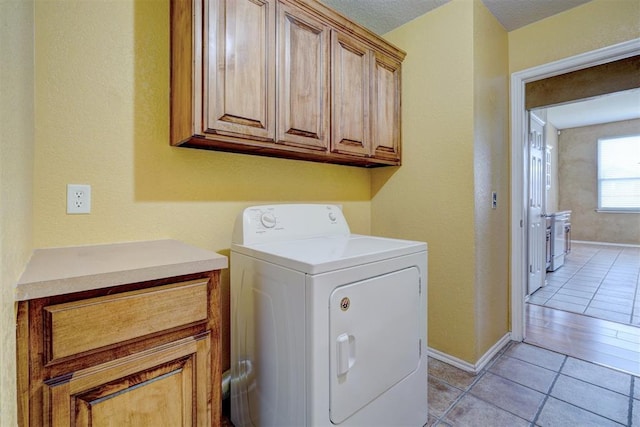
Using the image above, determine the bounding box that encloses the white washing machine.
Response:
[230,204,428,427]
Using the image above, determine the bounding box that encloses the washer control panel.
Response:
[232,204,350,245]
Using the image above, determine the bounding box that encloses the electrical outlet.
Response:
[67,184,91,214]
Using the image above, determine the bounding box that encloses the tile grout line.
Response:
[583,247,624,321]
[539,244,639,326]
[530,354,567,426]
[432,343,512,425]
[434,360,491,424]
[431,342,640,426]
[628,256,640,324]
[541,244,597,310]
[598,247,640,323]
[629,376,635,427]
[543,372,634,425]
[436,344,553,426]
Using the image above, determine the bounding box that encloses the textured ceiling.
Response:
[482,0,591,31]
[320,0,634,128]
[320,0,449,34]
[545,89,640,130]
[320,0,591,34]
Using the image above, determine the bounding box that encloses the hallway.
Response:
[526,242,640,376]
[528,242,640,326]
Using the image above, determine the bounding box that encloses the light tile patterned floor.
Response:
[428,341,640,426]
[529,242,640,326]
[222,341,639,426]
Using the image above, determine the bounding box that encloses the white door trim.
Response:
[509,38,640,341]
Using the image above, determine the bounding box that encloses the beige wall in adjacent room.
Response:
[0,0,35,425]
[558,119,640,245]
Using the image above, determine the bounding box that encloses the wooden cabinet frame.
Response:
[170,0,406,168]
[17,271,221,426]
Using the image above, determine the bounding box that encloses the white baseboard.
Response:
[572,240,640,248]
[427,333,512,374]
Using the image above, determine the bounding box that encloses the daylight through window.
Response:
[597,135,640,211]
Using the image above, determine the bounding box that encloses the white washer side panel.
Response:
[230,252,307,427]
[329,267,421,424]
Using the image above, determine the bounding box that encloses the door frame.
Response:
[509,38,640,341]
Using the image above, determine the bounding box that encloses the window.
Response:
[597,135,640,211]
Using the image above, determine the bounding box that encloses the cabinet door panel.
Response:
[277,2,330,150]
[331,31,371,157]
[372,52,401,162]
[43,335,211,427]
[206,0,275,140]
[75,358,189,426]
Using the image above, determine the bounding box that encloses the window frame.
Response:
[596,134,640,213]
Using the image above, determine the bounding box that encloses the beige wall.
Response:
[377,0,509,363]
[558,119,640,245]
[508,0,640,73]
[472,0,509,360]
[2,4,639,423]
[377,0,476,362]
[32,0,372,376]
[0,0,35,425]
[379,0,639,364]
[33,0,372,250]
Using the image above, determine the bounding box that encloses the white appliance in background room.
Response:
[547,210,572,271]
[230,204,428,427]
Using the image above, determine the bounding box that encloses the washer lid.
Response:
[231,234,427,274]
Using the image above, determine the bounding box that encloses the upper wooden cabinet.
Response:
[170,0,406,167]
[277,1,330,151]
[331,30,371,157]
[206,0,276,141]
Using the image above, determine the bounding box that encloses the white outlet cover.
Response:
[67,184,91,214]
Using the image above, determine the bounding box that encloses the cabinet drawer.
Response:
[43,280,208,362]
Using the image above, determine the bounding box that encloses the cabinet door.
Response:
[277,2,330,151]
[331,31,371,157]
[371,51,401,162]
[43,335,211,427]
[206,0,276,141]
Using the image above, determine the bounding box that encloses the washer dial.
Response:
[260,212,277,228]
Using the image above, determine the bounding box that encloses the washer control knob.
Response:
[260,212,277,228]
[328,212,337,221]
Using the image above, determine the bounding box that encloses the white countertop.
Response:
[16,239,228,301]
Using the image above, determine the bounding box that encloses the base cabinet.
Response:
[171,0,405,167]
[18,273,221,426]
[44,335,210,426]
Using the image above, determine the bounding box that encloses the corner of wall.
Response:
[0,0,35,425]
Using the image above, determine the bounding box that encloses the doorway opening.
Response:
[509,39,640,374]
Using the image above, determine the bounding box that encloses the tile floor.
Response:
[222,341,639,426]
[528,242,640,326]
[428,341,639,426]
